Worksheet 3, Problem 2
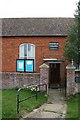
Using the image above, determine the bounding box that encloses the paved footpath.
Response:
[21,88,67,119]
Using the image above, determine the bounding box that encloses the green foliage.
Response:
[31,87,40,92]
[0,90,2,120]
[2,89,47,118]
[67,24,78,44]
[66,94,80,119]
[64,0,80,65]
[64,41,78,62]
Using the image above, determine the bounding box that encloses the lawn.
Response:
[0,90,2,120]
[66,93,80,119]
[2,89,47,119]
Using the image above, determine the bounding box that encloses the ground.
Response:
[22,88,67,118]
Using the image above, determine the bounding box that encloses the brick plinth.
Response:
[66,64,76,96]
[40,63,49,84]
[39,63,49,93]
[66,64,80,96]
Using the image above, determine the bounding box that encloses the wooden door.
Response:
[49,63,60,87]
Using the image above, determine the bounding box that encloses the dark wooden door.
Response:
[49,63,60,87]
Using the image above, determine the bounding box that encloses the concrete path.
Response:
[22,88,67,119]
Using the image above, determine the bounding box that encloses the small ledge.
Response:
[75,69,80,72]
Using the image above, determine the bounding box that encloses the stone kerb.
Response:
[66,64,76,96]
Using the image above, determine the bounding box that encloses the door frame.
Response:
[49,63,61,88]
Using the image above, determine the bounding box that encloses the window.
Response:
[49,42,59,50]
[19,43,35,70]
[16,59,34,72]
[19,43,35,59]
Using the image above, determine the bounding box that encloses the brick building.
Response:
[0,18,74,89]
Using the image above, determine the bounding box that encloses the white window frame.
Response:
[19,43,35,69]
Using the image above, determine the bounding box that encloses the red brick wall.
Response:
[0,38,2,72]
[2,36,66,72]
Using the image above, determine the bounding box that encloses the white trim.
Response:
[43,58,63,63]
[43,58,57,61]
[75,69,80,72]
[19,43,35,70]
[19,43,35,59]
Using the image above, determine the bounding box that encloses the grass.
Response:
[66,93,80,119]
[0,90,2,120]
[2,89,47,119]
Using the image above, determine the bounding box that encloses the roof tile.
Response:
[1,18,74,37]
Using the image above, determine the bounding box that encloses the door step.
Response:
[49,84,60,89]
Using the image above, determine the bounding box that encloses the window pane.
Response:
[20,45,24,59]
[28,44,35,59]
[24,44,27,58]
[19,43,35,71]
